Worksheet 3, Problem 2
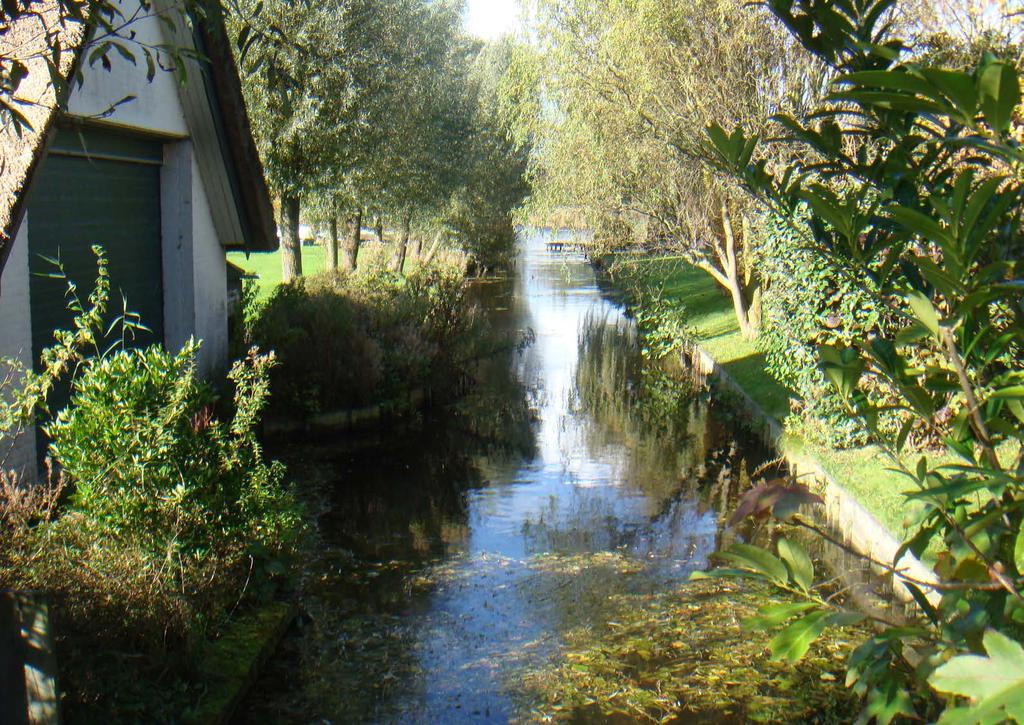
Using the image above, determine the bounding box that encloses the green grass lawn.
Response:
[227,246,326,299]
[607,254,910,537]
[227,243,424,301]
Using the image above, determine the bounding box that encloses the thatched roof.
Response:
[0,5,86,273]
[0,2,276,278]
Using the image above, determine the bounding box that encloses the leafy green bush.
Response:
[753,209,883,447]
[628,288,694,362]
[705,0,1024,720]
[243,266,488,415]
[0,249,301,718]
[48,341,299,569]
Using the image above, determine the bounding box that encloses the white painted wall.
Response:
[161,146,229,377]
[63,2,231,376]
[162,140,196,358]
[191,156,229,377]
[0,221,38,479]
[66,5,188,137]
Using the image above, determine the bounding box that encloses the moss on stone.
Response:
[183,601,294,725]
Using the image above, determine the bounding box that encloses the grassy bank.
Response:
[228,246,326,300]
[228,244,428,301]
[606,255,910,538]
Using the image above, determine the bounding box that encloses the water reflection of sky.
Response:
[247,229,747,724]
[403,229,721,722]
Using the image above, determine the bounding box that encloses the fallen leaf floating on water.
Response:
[727,479,824,527]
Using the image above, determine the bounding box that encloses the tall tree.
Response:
[522,0,817,336]
[230,0,359,281]
[444,37,531,271]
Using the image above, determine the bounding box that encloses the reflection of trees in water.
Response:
[306,438,479,562]
[284,342,539,565]
[449,342,541,466]
[570,311,704,503]
[243,349,541,723]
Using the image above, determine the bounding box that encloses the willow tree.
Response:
[524,0,816,337]
[354,0,474,274]
[445,37,531,271]
[230,0,356,281]
[315,0,452,274]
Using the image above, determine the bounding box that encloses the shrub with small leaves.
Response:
[244,265,490,415]
[0,249,302,718]
[753,208,881,447]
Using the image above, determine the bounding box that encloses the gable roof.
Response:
[0,1,277,279]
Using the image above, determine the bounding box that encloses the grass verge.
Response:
[228,247,326,300]
[228,244,427,301]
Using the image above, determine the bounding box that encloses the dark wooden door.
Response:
[28,126,165,370]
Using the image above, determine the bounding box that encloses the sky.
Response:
[463,0,522,40]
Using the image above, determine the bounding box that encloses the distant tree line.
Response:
[229,0,531,278]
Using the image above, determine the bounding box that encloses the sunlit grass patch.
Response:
[228,246,326,299]
[516,578,863,723]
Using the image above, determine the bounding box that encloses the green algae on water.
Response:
[514,578,864,724]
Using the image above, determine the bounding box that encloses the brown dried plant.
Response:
[0,459,65,531]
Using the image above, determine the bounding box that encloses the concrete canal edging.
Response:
[263,388,429,439]
[684,344,937,604]
[183,601,296,725]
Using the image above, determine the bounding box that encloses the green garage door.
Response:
[28,127,165,372]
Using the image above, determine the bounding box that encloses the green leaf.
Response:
[1006,399,1024,425]
[800,186,851,239]
[931,630,1024,724]
[921,68,979,118]
[989,385,1024,400]
[902,583,939,624]
[1015,530,1024,577]
[689,568,766,582]
[777,538,814,592]
[836,69,935,95]
[890,205,954,248]
[717,544,789,585]
[768,610,831,663]
[743,601,818,630]
[827,611,866,627]
[907,290,941,337]
[860,681,916,725]
[979,61,1020,134]
[819,344,864,400]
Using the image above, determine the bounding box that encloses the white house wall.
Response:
[1,1,237,479]
[66,5,230,376]
[191,154,229,377]
[0,221,38,479]
[66,5,189,137]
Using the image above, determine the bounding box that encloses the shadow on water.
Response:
[241,230,800,724]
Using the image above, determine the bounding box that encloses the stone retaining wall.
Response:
[685,344,937,605]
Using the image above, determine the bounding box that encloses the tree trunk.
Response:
[326,216,339,272]
[390,213,411,274]
[374,216,384,245]
[420,230,445,267]
[280,194,302,282]
[410,236,423,259]
[721,202,753,339]
[342,208,362,273]
[740,212,761,334]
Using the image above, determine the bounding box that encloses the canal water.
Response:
[243,229,775,722]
